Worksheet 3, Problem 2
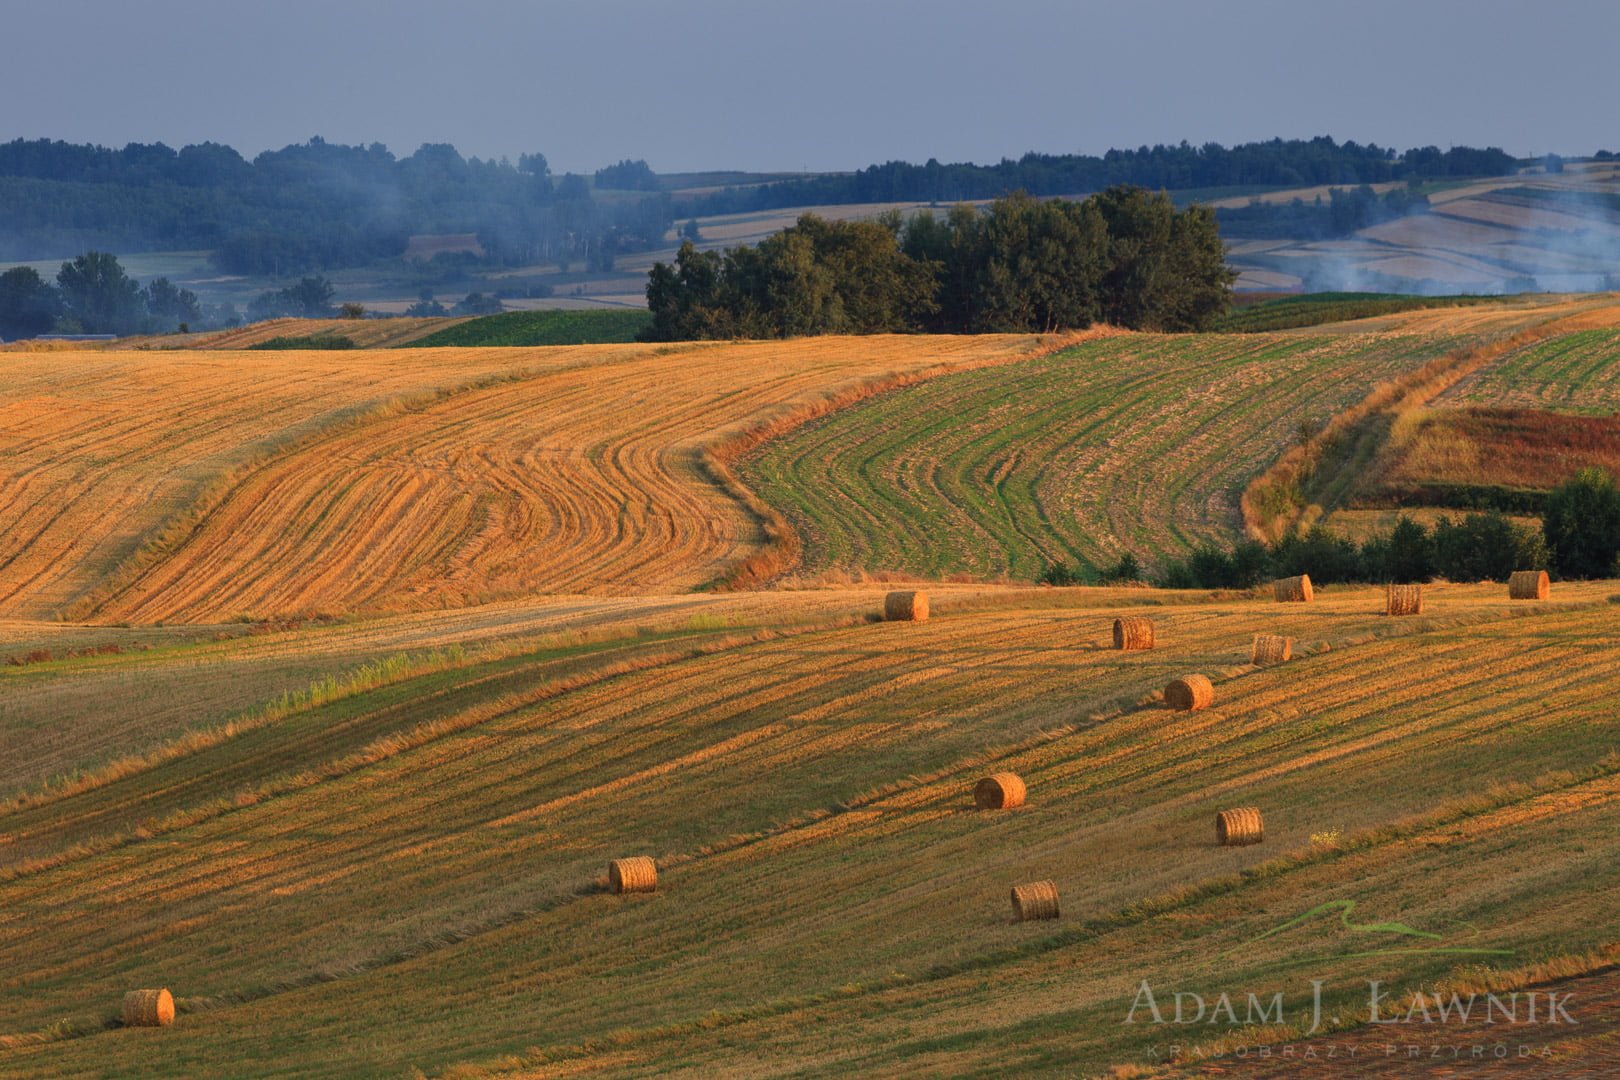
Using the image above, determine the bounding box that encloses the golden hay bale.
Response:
[1216,807,1265,846]
[1386,583,1423,616]
[974,772,1027,810]
[1509,570,1550,601]
[1164,674,1214,711]
[1250,634,1293,664]
[1273,574,1313,602]
[1112,616,1155,651]
[884,590,929,622]
[121,988,174,1028]
[1010,880,1060,921]
[608,856,657,894]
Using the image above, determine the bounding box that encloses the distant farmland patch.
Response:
[402,308,653,347]
[403,232,486,261]
[1354,406,1620,514]
[1213,292,1498,332]
[248,333,357,350]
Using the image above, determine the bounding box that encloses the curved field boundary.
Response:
[740,332,1463,582]
[1242,305,1620,540]
[67,335,1056,624]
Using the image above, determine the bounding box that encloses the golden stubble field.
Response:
[0,333,1069,625]
[4,303,1620,1077]
[2,582,1619,1078]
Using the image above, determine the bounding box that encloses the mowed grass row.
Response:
[184,316,474,350]
[741,333,1462,581]
[1442,328,1620,413]
[2,584,1617,1077]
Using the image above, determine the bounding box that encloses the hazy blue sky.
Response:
[4,0,1614,173]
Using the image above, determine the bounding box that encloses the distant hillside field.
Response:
[1348,406,1620,517]
[400,308,653,347]
[1212,292,1498,332]
[185,316,470,350]
[741,332,1462,581]
[1224,161,1620,294]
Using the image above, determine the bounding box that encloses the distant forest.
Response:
[674,138,1518,215]
[0,135,1520,277]
[0,138,674,272]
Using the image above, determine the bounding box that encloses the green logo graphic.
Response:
[1221,899,1516,962]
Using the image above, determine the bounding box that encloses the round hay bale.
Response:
[1010,880,1059,921]
[1273,575,1313,602]
[608,856,657,895]
[1112,616,1155,651]
[1250,634,1293,664]
[1216,807,1264,846]
[1385,583,1423,617]
[1509,570,1550,601]
[1164,674,1214,711]
[121,988,174,1028]
[974,772,1027,810]
[884,590,929,622]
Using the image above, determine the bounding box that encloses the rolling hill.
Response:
[3,297,1619,1077]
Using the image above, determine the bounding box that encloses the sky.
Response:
[3,0,1615,174]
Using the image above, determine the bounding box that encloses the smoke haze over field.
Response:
[1,0,1615,174]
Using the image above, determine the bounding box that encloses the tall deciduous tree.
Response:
[0,266,61,340]
[1093,186,1234,332]
[144,276,202,331]
[1544,467,1620,578]
[56,251,143,335]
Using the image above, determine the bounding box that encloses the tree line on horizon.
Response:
[677,137,1520,216]
[641,187,1234,340]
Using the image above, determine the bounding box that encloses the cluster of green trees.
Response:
[244,276,341,321]
[593,159,659,191]
[402,289,504,317]
[1116,469,1620,590]
[0,138,673,274]
[642,188,1233,340]
[0,253,225,338]
[680,137,1517,216]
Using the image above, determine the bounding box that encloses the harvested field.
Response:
[741,333,1464,582]
[0,346,560,619]
[0,335,1053,624]
[179,316,472,350]
[1443,328,1620,412]
[2,583,1619,1077]
[7,298,1620,1077]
